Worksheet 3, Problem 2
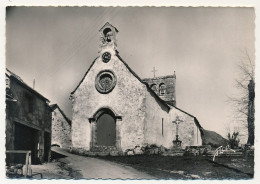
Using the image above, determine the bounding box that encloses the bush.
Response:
[227,132,240,149]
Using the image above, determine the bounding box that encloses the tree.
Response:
[227,132,240,149]
[228,50,255,145]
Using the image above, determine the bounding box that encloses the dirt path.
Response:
[53,148,155,179]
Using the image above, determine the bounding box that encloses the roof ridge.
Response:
[51,104,71,125]
[6,68,50,102]
[99,22,119,32]
[142,74,176,80]
[70,57,99,95]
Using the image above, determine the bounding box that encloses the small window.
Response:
[162,118,164,136]
[6,78,10,88]
[150,84,157,92]
[24,93,34,113]
[159,83,166,96]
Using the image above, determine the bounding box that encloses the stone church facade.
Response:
[70,23,203,154]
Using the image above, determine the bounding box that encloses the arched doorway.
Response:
[96,113,116,146]
[89,107,122,151]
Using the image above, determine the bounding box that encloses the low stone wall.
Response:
[184,145,212,156]
[124,144,168,156]
[70,144,214,157]
[70,147,124,157]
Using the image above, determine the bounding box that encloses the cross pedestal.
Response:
[173,139,182,148]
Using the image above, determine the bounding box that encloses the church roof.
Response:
[116,54,171,112]
[70,57,98,95]
[168,104,204,135]
[142,74,176,81]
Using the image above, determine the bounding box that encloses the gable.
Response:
[70,57,98,95]
[51,104,71,125]
[7,68,50,103]
[169,105,203,135]
[70,54,171,112]
[70,53,203,134]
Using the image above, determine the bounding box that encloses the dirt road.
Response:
[53,148,155,179]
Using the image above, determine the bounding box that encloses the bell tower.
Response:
[99,22,119,54]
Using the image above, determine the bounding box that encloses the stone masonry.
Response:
[143,74,176,106]
[51,104,72,149]
[6,69,52,164]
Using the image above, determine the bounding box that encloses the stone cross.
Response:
[151,67,157,78]
[172,115,183,141]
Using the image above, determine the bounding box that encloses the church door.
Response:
[96,113,116,146]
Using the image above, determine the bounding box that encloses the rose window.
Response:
[95,70,117,94]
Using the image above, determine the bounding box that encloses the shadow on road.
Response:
[51,150,67,160]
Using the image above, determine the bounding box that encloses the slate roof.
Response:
[142,74,176,81]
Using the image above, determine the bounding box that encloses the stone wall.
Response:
[144,88,202,149]
[6,76,52,163]
[7,78,51,130]
[51,107,71,149]
[169,108,202,148]
[143,75,176,106]
[143,88,170,147]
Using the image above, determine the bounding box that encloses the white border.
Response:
[0,1,259,184]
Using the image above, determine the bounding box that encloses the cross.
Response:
[151,67,157,78]
[172,115,183,141]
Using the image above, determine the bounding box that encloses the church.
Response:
[70,22,203,154]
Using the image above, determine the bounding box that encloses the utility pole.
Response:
[33,79,35,89]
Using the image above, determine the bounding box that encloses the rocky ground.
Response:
[31,162,73,179]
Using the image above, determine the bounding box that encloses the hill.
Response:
[201,129,229,148]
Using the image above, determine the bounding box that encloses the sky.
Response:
[5,7,255,140]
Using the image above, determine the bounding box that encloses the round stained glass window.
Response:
[95,70,117,94]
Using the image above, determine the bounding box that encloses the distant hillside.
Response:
[201,129,229,148]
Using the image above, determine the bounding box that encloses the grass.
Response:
[99,155,254,179]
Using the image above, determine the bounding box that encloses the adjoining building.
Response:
[6,69,52,164]
[70,22,203,154]
[142,74,176,106]
[50,104,72,149]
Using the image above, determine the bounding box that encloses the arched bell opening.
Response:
[103,28,113,43]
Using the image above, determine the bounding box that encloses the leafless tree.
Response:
[228,50,255,145]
